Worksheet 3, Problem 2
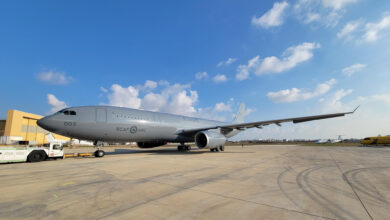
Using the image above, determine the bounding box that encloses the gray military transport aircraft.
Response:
[37,104,358,157]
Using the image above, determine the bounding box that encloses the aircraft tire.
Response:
[95,150,105,157]
[219,146,224,151]
[215,147,220,152]
[185,145,191,151]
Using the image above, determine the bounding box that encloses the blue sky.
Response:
[1,0,390,139]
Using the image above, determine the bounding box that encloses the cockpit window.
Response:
[60,110,76,116]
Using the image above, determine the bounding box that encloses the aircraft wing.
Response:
[177,106,359,137]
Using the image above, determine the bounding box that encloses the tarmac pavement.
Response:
[0,145,390,220]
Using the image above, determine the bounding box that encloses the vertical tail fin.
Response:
[233,103,245,124]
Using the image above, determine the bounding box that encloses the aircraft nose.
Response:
[37,117,51,131]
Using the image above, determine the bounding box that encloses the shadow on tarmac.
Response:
[105,148,254,156]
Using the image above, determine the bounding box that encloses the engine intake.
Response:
[195,130,226,149]
[137,142,167,148]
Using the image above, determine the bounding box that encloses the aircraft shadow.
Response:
[105,148,253,156]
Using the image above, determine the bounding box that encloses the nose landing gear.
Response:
[93,141,105,157]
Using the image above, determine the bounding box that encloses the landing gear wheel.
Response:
[95,150,105,157]
[210,148,214,152]
[219,146,225,151]
[178,145,191,152]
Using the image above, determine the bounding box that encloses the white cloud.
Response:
[143,80,158,90]
[236,42,320,80]
[304,13,321,23]
[105,81,247,121]
[372,94,390,105]
[37,69,73,85]
[213,74,227,83]
[142,83,199,116]
[337,20,360,39]
[217,58,237,67]
[252,1,289,28]
[197,98,245,122]
[363,15,390,42]
[195,72,208,80]
[236,56,260,80]
[257,42,320,74]
[321,89,353,112]
[214,102,232,112]
[321,0,358,10]
[47,94,68,114]
[342,63,367,77]
[106,81,197,116]
[100,86,108,93]
[267,79,337,103]
[337,15,390,43]
[294,0,358,27]
[107,84,142,109]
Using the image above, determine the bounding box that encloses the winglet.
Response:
[352,105,360,113]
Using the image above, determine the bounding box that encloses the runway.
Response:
[1,145,390,219]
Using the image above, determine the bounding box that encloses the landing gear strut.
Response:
[177,144,191,152]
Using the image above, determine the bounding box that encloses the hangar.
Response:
[0,110,70,145]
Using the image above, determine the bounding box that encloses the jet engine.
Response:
[195,130,226,149]
[137,142,167,148]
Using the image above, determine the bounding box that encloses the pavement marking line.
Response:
[62,182,75,186]
[148,179,336,220]
[328,151,374,220]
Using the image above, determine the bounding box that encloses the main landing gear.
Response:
[93,140,105,158]
[177,144,191,152]
[210,146,225,152]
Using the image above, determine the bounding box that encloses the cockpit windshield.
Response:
[55,109,76,116]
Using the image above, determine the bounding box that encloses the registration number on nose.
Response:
[64,122,76,126]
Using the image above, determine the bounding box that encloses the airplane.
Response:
[361,136,390,146]
[37,104,359,157]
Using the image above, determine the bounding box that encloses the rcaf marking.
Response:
[116,126,145,133]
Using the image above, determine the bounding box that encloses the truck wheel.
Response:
[28,151,46,162]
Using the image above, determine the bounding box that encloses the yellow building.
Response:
[0,110,70,145]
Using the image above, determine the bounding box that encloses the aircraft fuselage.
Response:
[37,106,236,143]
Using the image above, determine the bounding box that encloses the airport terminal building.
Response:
[0,110,70,145]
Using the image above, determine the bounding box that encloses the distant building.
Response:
[0,110,70,145]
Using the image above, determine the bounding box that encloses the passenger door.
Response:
[96,109,107,123]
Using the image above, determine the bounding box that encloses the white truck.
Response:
[0,134,64,163]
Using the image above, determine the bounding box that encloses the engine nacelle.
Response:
[137,142,167,148]
[195,130,226,149]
